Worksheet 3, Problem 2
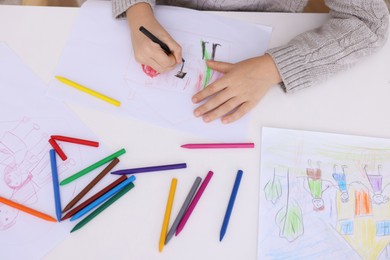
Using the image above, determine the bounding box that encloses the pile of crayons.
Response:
[158,169,244,252]
[0,135,138,233]
[0,137,252,249]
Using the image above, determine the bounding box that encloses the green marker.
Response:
[70,182,135,233]
[60,148,126,185]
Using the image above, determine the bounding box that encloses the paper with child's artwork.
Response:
[258,127,390,260]
[47,1,272,140]
[0,43,122,260]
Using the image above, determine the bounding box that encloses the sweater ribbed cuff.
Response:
[112,0,154,19]
[267,44,312,93]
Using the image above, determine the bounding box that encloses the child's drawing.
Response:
[259,127,390,260]
[0,117,75,231]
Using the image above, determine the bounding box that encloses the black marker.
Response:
[139,26,172,55]
[139,26,186,78]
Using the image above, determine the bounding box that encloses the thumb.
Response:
[206,60,233,73]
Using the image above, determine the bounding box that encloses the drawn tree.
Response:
[275,169,304,242]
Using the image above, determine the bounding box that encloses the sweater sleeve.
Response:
[112,0,155,18]
[266,0,389,93]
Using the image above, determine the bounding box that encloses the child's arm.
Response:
[117,2,182,73]
[267,0,389,94]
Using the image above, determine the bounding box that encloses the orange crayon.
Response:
[0,196,57,222]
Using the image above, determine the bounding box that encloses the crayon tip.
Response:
[70,226,79,233]
[61,214,71,221]
[47,216,58,222]
[175,227,182,236]
[62,205,71,213]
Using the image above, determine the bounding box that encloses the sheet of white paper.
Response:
[0,43,125,260]
[47,1,272,141]
[258,127,390,259]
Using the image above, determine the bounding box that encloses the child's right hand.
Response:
[126,3,182,73]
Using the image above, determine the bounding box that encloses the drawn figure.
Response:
[332,164,349,203]
[365,165,389,205]
[275,169,303,242]
[305,160,330,211]
[264,168,282,204]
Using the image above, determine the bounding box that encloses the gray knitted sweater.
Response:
[112,0,389,93]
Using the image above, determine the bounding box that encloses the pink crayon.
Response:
[175,171,214,236]
[181,143,254,149]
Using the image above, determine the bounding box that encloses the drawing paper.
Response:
[0,43,122,260]
[259,127,390,259]
[47,1,272,140]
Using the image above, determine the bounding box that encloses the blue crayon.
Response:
[220,170,243,241]
[70,175,136,221]
[50,149,62,222]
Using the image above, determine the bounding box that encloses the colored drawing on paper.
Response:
[258,127,390,260]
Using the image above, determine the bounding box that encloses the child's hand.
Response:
[126,3,182,73]
[192,54,282,124]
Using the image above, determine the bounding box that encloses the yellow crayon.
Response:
[159,178,177,252]
[55,76,120,107]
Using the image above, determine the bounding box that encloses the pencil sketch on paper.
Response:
[258,127,390,260]
[0,117,75,231]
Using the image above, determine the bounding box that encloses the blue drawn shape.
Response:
[340,220,353,235]
[333,173,347,192]
[376,221,390,236]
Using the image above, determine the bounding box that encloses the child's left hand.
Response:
[192,54,282,124]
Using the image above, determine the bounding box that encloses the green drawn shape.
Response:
[308,178,322,198]
[203,51,211,89]
[264,175,282,204]
[276,201,304,242]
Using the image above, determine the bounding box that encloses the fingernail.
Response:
[222,118,229,124]
[194,110,200,117]
[203,116,210,122]
[192,97,197,103]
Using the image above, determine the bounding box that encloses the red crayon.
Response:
[48,138,67,161]
[51,135,99,147]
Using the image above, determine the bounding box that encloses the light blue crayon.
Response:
[70,175,136,221]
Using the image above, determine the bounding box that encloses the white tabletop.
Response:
[1,4,390,260]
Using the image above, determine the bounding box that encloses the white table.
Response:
[1,4,390,260]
